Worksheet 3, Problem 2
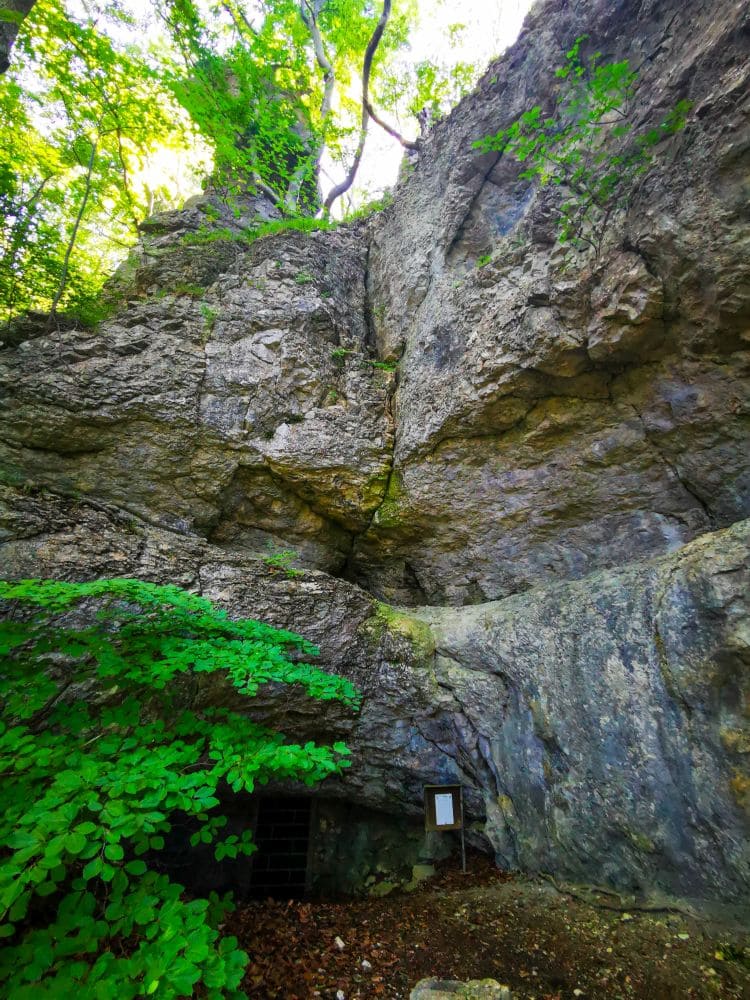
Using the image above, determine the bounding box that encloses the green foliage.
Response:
[160,0,416,214]
[476,254,492,268]
[200,303,218,341]
[365,359,398,372]
[373,20,479,125]
[0,0,413,324]
[0,578,358,997]
[181,217,334,252]
[2,1,485,324]
[342,189,394,221]
[407,56,476,121]
[331,346,355,367]
[168,283,206,299]
[262,545,303,579]
[473,35,691,254]
[242,216,336,245]
[0,2,190,325]
[181,226,235,246]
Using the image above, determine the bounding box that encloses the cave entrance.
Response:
[248,795,313,899]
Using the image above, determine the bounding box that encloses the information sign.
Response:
[423,784,466,872]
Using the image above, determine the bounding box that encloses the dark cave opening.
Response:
[249,795,312,899]
[154,792,456,903]
[156,792,313,902]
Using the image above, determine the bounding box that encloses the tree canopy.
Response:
[0,0,480,325]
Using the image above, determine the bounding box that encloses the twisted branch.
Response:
[323,0,392,215]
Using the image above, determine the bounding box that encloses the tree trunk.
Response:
[0,0,35,74]
[48,139,97,326]
[323,0,392,215]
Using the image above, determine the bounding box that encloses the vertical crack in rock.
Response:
[627,400,715,525]
[338,239,399,579]
[195,331,211,431]
[444,151,503,262]
[651,549,697,719]
[362,236,377,357]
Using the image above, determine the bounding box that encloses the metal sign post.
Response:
[424,784,466,873]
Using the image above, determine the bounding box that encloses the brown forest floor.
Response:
[227,854,750,1000]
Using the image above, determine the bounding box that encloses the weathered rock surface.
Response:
[414,519,750,905]
[0,221,392,572]
[3,0,749,604]
[2,485,748,907]
[1,0,749,910]
[354,0,750,604]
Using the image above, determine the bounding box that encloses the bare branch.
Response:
[221,1,257,39]
[18,173,52,209]
[299,0,335,122]
[323,0,392,215]
[251,172,285,209]
[364,98,419,150]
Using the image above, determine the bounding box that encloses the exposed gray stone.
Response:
[0,225,392,562]
[356,0,750,604]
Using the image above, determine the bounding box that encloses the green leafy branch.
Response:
[473,35,691,255]
[0,577,359,997]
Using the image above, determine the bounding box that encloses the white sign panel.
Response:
[434,793,455,826]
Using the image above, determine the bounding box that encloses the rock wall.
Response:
[1,0,749,908]
[357,0,750,605]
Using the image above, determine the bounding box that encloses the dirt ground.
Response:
[227,853,750,1000]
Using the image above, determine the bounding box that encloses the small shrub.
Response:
[262,545,303,578]
[198,203,222,221]
[181,226,235,246]
[476,254,492,268]
[343,190,394,222]
[67,295,119,329]
[365,359,398,372]
[200,303,218,336]
[172,282,206,299]
[241,216,335,247]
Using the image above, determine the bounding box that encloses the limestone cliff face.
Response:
[360,0,750,605]
[1,0,749,906]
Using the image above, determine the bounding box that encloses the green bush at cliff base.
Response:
[0,577,360,998]
[473,35,691,255]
